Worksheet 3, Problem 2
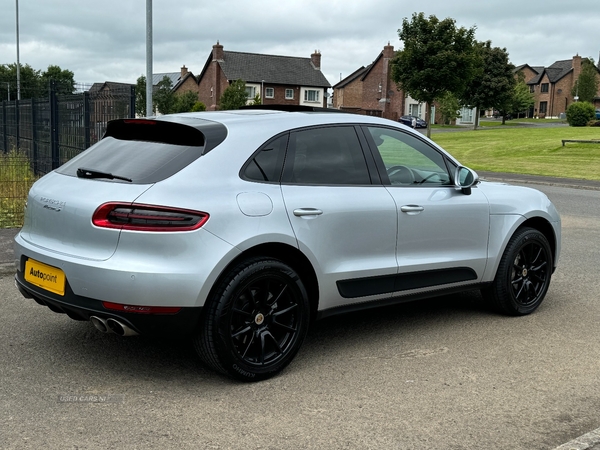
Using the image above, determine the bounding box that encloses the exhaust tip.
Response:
[90,316,109,333]
[106,318,138,337]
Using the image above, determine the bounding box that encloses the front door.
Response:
[363,126,490,295]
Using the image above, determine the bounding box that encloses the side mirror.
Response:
[454,166,479,195]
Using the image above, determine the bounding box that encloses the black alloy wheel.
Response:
[483,227,553,316]
[195,257,310,381]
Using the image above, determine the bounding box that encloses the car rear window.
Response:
[56,118,227,184]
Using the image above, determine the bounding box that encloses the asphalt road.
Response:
[1,182,599,450]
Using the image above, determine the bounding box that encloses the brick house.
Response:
[87,81,134,139]
[332,44,405,121]
[153,66,198,96]
[197,42,331,110]
[515,55,600,118]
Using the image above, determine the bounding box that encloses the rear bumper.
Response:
[15,270,202,337]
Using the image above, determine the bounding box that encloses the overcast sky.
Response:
[0,0,598,88]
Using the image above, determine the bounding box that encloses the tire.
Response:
[483,227,553,316]
[194,257,310,381]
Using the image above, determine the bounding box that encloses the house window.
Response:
[265,87,274,98]
[285,89,294,100]
[304,89,319,102]
[541,83,549,93]
[529,85,535,93]
[409,103,422,117]
[245,86,256,99]
[539,101,548,114]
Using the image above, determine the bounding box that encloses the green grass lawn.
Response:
[432,126,600,181]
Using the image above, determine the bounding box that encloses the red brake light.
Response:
[102,301,181,315]
[122,119,156,125]
[92,203,209,232]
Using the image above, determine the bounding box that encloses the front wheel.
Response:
[483,227,553,315]
[194,258,310,381]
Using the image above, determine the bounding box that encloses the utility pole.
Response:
[145,0,153,116]
[16,0,21,100]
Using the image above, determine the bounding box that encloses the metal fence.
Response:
[0,81,135,228]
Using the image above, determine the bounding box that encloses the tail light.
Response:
[92,203,208,232]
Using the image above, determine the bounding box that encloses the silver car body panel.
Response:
[477,181,561,281]
[386,185,490,278]
[281,184,398,309]
[14,110,561,315]
[15,227,238,307]
[20,172,151,260]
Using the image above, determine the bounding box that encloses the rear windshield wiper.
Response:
[77,168,132,182]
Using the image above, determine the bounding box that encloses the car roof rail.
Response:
[237,104,351,113]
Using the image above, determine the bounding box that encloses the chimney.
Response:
[213,41,224,62]
[572,54,582,82]
[181,65,188,78]
[311,50,321,70]
[383,42,394,59]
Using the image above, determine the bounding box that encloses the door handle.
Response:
[293,208,323,217]
[400,205,424,213]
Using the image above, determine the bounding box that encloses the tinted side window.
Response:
[283,127,371,185]
[366,127,451,186]
[243,134,288,182]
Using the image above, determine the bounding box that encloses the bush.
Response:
[191,101,206,112]
[589,120,600,127]
[566,102,595,127]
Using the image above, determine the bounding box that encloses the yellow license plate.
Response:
[24,259,66,296]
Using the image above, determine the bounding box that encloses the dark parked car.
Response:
[399,115,427,128]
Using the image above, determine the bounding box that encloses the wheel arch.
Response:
[204,242,320,323]
[484,214,559,282]
[518,217,558,267]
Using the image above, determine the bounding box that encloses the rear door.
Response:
[280,125,398,310]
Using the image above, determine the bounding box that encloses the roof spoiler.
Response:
[104,119,205,146]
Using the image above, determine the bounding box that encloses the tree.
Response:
[251,93,261,105]
[0,63,76,100]
[461,41,515,129]
[510,72,535,118]
[41,65,75,95]
[0,63,43,99]
[134,75,147,117]
[173,90,200,113]
[438,91,461,125]
[219,79,249,110]
[154,76,176,115]
[391,13,478,137]
[572,58,599,103]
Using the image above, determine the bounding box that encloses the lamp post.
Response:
[145,0,152,116]
[16,0,21,100]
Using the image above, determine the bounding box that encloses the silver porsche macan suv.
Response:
[14,107,561,381]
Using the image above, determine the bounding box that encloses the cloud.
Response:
[0,0,598,86]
